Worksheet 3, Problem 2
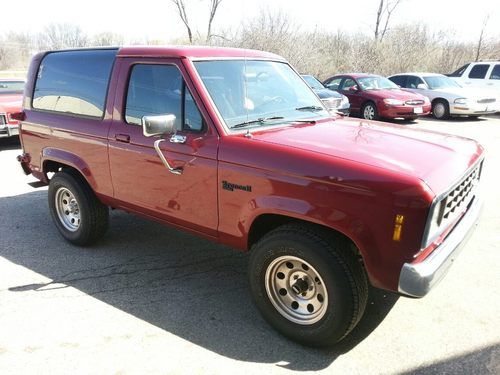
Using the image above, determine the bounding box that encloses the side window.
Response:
[125,64,203,132]
[468,64,489,79]
[449,64,469,77]
[489,65,500,80]
[340,78,357,91]
[33,49,117,118]
[324,77,342,90]
[389,75,406,87]
[407,76,424,89]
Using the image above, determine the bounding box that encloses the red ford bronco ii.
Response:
[16,47,484,346]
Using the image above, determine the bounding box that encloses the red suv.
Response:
[323,74,431,121]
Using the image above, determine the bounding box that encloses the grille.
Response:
[405,100,424,105]
[322,98,342,109]
[437,164,481,227]
[0,114,6,125]
[477,98,495,104]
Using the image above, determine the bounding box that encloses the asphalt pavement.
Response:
[0,116,499,374]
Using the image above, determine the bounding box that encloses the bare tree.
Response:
[207,0,223,43]
[374,0,403,42]
[475,15,489,61]
[170,0,193,44]
[38,23,88,50]
[91,32,124,47]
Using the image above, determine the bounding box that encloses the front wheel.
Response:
[432,100,450,120]
[48,170,109,246]
[362,102,378,120]
[249,224,368,346]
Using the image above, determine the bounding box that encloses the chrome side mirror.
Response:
[142,114,176,137]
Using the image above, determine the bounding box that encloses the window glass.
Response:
[489,65,500,80]
[0,80,25,94]
[125,64,203,132]
[194,60,327,129]
[468,64,489,79]
[340,78,357,91]
[357,76,398,90]
[389,75,406,87]
[324,77,342,90]
[301,75,324,90]
[449,64,469,77]
[33,49,116,117]
[407,76,424,89]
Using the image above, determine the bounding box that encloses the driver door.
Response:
[108,58,219,236]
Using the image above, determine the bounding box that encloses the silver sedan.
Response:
[388,73,498,119]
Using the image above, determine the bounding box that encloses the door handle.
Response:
[115,133,130,143]
[170,134,187,144]
[154,139,183,175]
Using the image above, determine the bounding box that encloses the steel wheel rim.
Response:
[434,103,445,118]
[364,105,375,119]
[55,187,81,232]
[265,255,328,325]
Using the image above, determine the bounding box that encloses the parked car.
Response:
[447,60,500,91]
[0,79,24,138]
[388,73,498,119]
[301,74,350,115]
[16,47,484,347]
[323,74,431,121]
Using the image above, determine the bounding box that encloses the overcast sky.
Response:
[1,0,499,43]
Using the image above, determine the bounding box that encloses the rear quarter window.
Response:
[32,49,117,118]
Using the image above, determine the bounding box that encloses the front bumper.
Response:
[380,104,432,119]
[398,194,482,298]
[0,124,19,138]
[450,103,497,116]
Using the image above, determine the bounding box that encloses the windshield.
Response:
[0,80,24,94]
[301,75,324,90]
[358,76,398,91]
[424,76,461,89]
[194,60,329,129]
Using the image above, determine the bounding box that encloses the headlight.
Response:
[384,98,404,106]
[454,98,469,105]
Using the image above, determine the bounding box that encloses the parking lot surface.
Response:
[1,116,499,374]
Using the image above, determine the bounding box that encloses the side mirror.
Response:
[417,83,427,90]
[349,86,359,92]
[142,114,176,137]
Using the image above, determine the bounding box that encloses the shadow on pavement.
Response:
[1,190,399,371]
[0,137,21,151]
[401,342,500,375]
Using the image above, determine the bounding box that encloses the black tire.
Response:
[48,169,109,246]
[249,224,368,347]
[432,100,450,120]
[362,102,378,120]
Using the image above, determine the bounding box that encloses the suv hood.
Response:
[250,118,483,195]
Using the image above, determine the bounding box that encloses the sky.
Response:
[0,0,499,43]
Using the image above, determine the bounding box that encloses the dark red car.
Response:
[323,74,431,121]
[0,79,24,138]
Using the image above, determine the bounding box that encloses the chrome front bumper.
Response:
[0,124,19,138]
[398,195,483,298]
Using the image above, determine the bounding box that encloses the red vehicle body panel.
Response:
[325,74,432,119]
[0,92,23,131]
[18,47,484,293]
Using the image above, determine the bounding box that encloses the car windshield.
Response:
[193,60,329,129]
[423,76,462,89]
[357,76,398,91]
[0,80,24,94]
[301,75,324,90]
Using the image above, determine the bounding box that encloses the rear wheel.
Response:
[249,224,368,347]
[432,100,450,120]
[362,102,378,120]
[48,170,109,246]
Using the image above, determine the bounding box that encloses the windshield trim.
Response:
[190,58,329,134]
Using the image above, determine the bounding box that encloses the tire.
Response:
[248,224,368,347]
[48,169,109,246]
[432,100,450,120]
[362,102,378,120]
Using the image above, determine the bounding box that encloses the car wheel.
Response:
[362,102,378,120]
[432,100,450,120]
[48,169,109,246]
[249,224,368,347]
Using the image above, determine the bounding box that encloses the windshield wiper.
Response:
[295,105,324,112]
[231,116,284,129]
